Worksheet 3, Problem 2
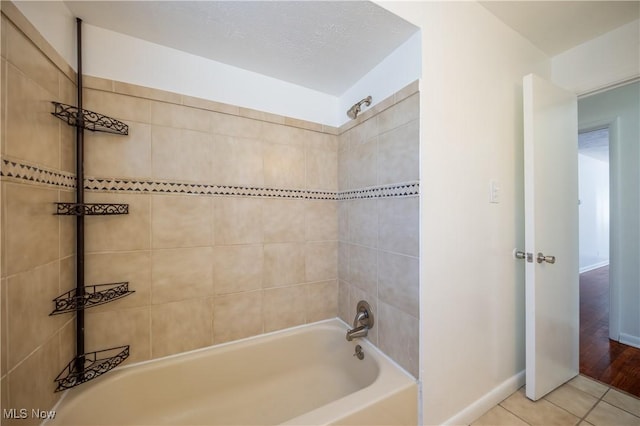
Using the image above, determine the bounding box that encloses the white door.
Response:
[523,73,579,401]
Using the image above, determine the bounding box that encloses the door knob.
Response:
[536,252,556,264]
[514,250,533,263]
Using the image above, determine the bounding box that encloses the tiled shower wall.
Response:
[337,90,420,377]
[1,7,77,424]
[76,76,340,363]
[1,4,419,419]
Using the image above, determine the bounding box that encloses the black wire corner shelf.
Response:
[55,202,129,216]
[51,282,135,316]
[51,102,129,135]
[54,345,130,392]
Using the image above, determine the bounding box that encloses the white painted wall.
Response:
[377,2,550,424]
[339,31,421,125]
[13,0,421,128]
[552,19,640,95]
[578,153,610,272]
[579,82,640,349]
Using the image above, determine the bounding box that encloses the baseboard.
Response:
[441,370,525,425]
[579,260,609,274]
[619,333,640,350]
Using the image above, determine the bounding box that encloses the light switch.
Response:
[489,180,500,204]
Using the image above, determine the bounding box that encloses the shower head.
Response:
[347,96,372,120]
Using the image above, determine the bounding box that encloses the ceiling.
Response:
[63,1,419,96]
[62,1,639,96]
[579,128,609,162]
[479,1,640,56]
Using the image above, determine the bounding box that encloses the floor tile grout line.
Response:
[577,388,609,424]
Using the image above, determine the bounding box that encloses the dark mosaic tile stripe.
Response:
[1,159,418,200]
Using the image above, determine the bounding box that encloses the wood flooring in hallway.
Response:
[580,266,640,397]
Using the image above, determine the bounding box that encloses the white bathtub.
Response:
[48,319,417,426]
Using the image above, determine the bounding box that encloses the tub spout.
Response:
[346,325,369,341]
[346,300,374,341]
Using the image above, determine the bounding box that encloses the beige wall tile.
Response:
[151,126,213,182]
[377,119,419,185]
[213,245,263,295]
[305,241,337,283]
[83,75,113,92]
[1,278,7,376]
[338,140,350,191]
[213,290,263,343]
[263,143,305,189]
[85,307,151,365]
[151,195,213,249]
[348,136,378,190]
[1,58,6,156]
[306,146,337,190]
[58,319,75,376]
[377,93,420,134]
[151,299,212,358]
[6,261,63,370]
[263,285,307,332]
[84,89,151,124]
[338,200,349,242]
[6,64,60,169]
[214,197,263,245]
[7,336,60,424]
[305,200,338,242]
[85,251,151,311]
[338,242,349,283]
[85,122,152,179]
[306,280,337,322]
[263,243,305,288]
[262,199,305,243]
[348,199,378,248]
[151,247,213,304]
[6,22,59,97]
[4,183,59,276]
[349,244,377,295]
[114,81,182,104]
[85,192,151,252]
[58,75,76,174]
[378,252,419,318]
[378,196,419,256]
[378,302,418,377]
[58,190,76,258]
[182,96,239,116]
[261,122,304,146]
[210,113,262,139]
[338,280,350,324]
[212,135,264,186]
[150,101,210,132]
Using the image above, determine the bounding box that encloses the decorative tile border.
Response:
[1,159,418,200]
[0,159,76,189]
[337,182,420,200]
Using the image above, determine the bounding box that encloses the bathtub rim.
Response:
[46,317,417,425]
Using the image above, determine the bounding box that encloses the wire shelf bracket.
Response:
[55,202,129,216]
[51,102,129,135]
[51,282,134,316]
[54,346,130,392]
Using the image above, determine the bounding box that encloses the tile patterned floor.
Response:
[471,375,640,425]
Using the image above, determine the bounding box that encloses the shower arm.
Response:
[347,96,372,120]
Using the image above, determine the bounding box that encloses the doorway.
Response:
[577,85,640,396]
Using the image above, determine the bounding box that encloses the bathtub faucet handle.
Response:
[346,300,374,341]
